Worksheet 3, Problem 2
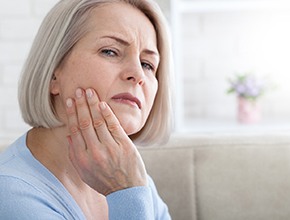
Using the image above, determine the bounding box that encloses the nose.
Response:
[121,59,145,86]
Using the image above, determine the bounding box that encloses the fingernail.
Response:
[99,102,106,110]
[76,88,82,98]
[86,88,93,99]
[66,98,73,108]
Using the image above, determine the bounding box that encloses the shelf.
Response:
[180,118,290,134]
[176,0,290,13]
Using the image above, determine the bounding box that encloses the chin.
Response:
[112,107,144,135]
[118,118,143,136]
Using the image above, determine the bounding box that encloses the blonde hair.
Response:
[18,0,173,146]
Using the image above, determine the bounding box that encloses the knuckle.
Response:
[103,112,112,121]
[79,118,91,130]
[69,124,80,136]
[93,119,105,129]
[108,123,121,133]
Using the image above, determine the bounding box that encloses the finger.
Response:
[66,98,86,154]
[99,102,128,143]
[75,88,100,146]
[67,135,89,180]
[86,88,116,144]
[67,135,75,161]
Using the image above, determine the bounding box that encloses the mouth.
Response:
[111,93,142,109]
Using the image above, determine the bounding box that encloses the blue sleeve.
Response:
[0,176,66,220]
[148,176,171,220]
[106,176,171,220]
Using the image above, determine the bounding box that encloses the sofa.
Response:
[139,132,290,220]
[2,132,290,220]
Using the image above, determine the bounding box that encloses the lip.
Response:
[111,93,142,109]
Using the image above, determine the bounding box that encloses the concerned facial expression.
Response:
[52,2,159,135]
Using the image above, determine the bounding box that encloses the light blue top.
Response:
[0,133,171,220]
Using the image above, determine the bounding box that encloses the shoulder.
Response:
[0,165,86,219]
[0,135,86,220]
[0,173,46,202]
[0,134,26,167]
[0,174,66,219]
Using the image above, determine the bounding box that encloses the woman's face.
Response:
[52,2,159,135]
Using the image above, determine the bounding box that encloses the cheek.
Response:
[68,62,111,98]
[59,65,98,97]
[58,76,78,100]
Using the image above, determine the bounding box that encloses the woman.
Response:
[0,0,173,219]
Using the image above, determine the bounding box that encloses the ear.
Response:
[50,70,61,95]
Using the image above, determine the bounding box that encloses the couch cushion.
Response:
[139,147,196,220]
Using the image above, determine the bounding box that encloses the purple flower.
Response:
[227,73,266,100]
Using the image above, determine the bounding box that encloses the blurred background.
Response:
[1,0,290,145]
[162,0,290,134]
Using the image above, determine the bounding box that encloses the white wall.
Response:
[1,0,289,145]
[0,0,58,145]
[171,3,290,130]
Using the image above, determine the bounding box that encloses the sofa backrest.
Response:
[139,133,290,220]
[2,132,290,220]
[140,147,197,220]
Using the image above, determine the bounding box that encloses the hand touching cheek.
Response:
[66,88,147,195]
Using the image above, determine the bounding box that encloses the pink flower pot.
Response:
[237,97,261,124]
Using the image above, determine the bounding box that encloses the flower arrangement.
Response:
[227,73,266,101]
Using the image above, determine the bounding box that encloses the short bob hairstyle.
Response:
[18,0,173,146]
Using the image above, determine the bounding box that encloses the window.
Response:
[160,0,290,133]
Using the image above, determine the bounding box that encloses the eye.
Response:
[101,49,117,57]
[142,62,155,72]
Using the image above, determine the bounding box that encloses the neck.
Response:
[26,127,109,219]
[27,126,82,187]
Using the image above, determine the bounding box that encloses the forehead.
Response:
[85,2,157,46]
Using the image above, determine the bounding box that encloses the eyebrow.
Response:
[100,35,160,59]
[101,35,130,46]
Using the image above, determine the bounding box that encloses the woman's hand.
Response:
[66,88,147,196]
